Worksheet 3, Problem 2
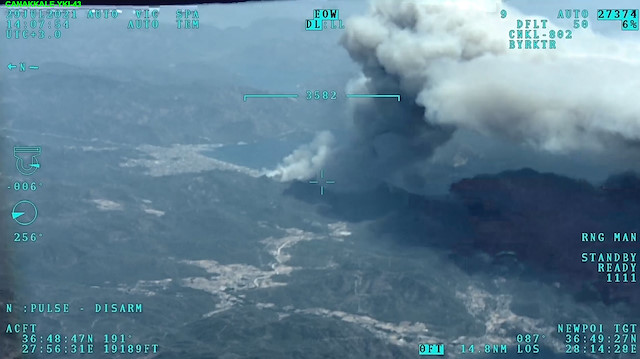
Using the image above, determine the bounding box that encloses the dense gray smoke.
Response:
[271,0,640,189]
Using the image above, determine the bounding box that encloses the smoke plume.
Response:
[275,0,640,189]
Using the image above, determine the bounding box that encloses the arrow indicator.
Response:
[11,200,38,226]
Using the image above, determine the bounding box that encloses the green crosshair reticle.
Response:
[309,169,335,195]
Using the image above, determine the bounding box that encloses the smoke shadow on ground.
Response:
[283,168,640,312]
